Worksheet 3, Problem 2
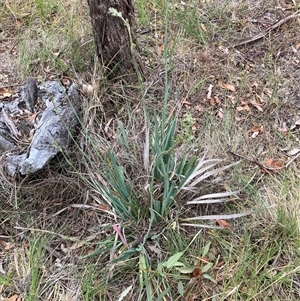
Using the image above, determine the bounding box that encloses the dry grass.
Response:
[1,0,300,300]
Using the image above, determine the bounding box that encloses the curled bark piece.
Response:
[0,132,17,151]
[19,82,80,175]
[3,80,82,176]
[21,77,38,112]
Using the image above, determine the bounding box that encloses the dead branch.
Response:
[232,11,300,48]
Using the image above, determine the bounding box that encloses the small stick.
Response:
[228,150,284,172]
[232,11,300,48]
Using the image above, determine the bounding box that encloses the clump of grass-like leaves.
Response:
[74,107,243,228]
[146,113,197,221]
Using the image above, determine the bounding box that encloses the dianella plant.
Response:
[93,109,242,225]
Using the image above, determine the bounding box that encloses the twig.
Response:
[229,147,300,172]
[228,150,284,172]
[286,151,300,168]
[232,11,300,48]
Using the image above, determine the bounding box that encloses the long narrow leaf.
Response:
[117,285,133,301]
[194,190,241,200]
[175,158,198,192]
[109,151,131,199]
[182,211,253,221]
[187,190,240,204]
[187,198,235,205]
[144,127,150,172]
[188,160,241,188]
[183,159,223,187]
[175,154,188,177]
[178,223,223,229]
[117,121,130,149]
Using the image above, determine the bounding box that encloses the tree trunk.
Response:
[87,0,142,79]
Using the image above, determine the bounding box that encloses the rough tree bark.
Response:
[87,0,142,79]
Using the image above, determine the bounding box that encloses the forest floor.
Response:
[0,0,300,300]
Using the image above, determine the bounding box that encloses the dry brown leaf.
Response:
[156,44,164,57]
[261,159,285,172]
[236,105,250,112]
[277,127,288,134]
[91,201,110,211]
[0,87,12,94]
[235,115,245,121]
[190,267,202,278]
[0,87,13,100]
[255,93,265,104]
[214,95,221,105]
[0,240,15,250]
[218,82,236,92]
[200,23,207,32]
[209,96,221,106]
[29,112,38,122]
[265,159,284,169]
[249,99,263,112]
[265,158,273,165]
[181,99,191,105]
[3,295,22,301]
[249,126,263,134]
[237,99,251,111]
[216,219,231,229]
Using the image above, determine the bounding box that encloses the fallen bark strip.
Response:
[1,79,81,176]
[232,11,300,48]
